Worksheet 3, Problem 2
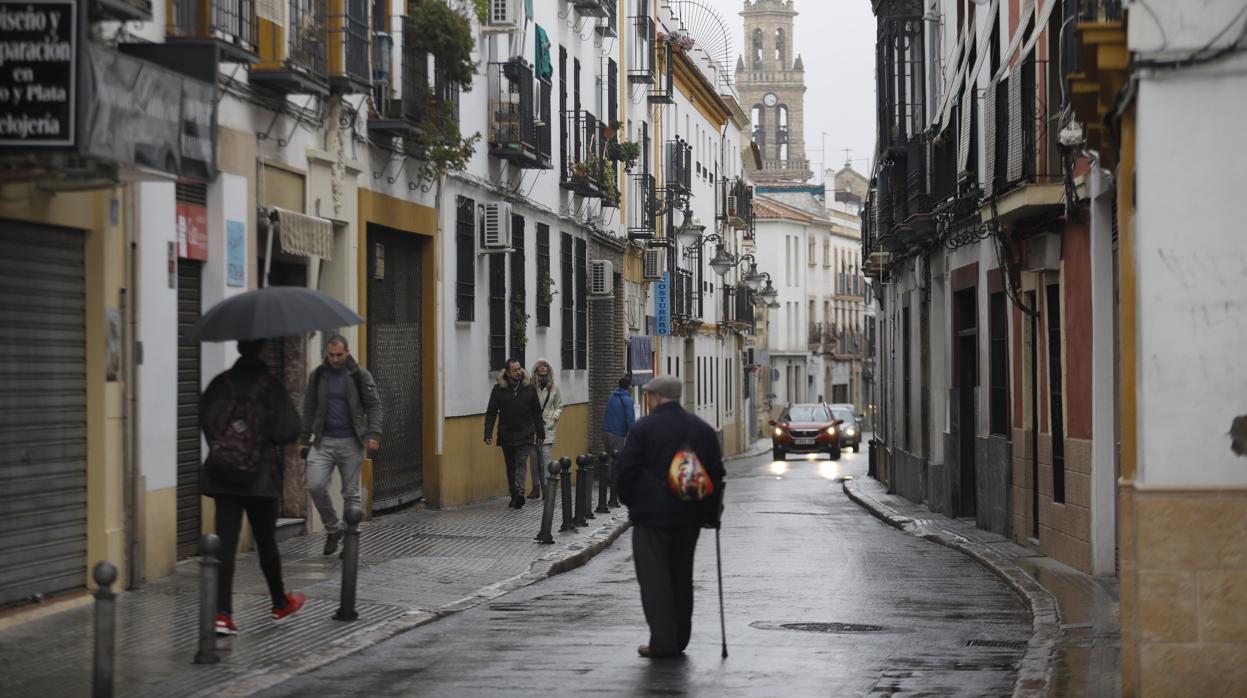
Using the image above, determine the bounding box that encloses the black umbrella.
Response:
[183,286,363,343]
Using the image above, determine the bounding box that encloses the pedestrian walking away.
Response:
[485,358,546,509]
[301,335,383,557]
[200,339,308,636]
[602,373,636,465]
[615,376,726,659]
[527,358,564,499]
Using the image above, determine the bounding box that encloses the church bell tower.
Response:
[735,0,812,184]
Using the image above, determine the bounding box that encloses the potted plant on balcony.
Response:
[405,0,481,181]
[608,140,641,172]
[601,120,621,141]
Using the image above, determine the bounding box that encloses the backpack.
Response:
[667,422,715,502]
[204,373,271,486]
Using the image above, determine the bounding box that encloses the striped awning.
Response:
[272,207,333,260]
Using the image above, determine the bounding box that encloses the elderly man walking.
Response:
[615,376,725,658]
[301,335,383,556]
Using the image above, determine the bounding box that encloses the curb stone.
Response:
[841,477,1059,698]
[206,512,633,698]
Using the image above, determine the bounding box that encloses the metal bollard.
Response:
[573,454,591,527]
[608,450,621,507]
[92,562,118,697]
[582,453,596,521]
[193,534,221,665]
[558,457,576,532]
[535,461,560,544]
[334,506,363,621]
[595,451,611,513]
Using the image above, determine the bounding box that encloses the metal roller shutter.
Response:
[0,221,87,606]
[176,260,203,559]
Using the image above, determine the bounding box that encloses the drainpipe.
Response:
[123,186,143,589]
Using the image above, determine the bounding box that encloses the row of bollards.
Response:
[535,450,621,544]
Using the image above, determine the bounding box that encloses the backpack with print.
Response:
[667,423,715,502]
[204,374,271,486]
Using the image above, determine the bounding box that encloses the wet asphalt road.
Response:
[256,446,1029,697]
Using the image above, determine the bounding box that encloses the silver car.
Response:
[829,404,863,452]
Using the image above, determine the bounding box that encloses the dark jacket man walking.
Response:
[615,375,725,658]
[200,339,306,636]
[300,335,383,556]
[485,358,546,508]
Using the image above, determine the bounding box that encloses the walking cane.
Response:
[715,527,727,659]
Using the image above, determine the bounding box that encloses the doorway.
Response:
[954,288,977,518]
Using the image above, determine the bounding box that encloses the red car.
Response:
[770,403,843,461]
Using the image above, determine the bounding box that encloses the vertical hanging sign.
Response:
[0,0,77,147]
[226,220,246,287]
[655,271,670,336]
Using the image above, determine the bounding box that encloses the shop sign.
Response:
[177,202,208,260]
[655,271,670,336]
[0,0,77,147]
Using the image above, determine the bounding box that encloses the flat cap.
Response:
[642,375,682,400]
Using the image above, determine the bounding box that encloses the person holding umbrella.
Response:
[184,285,367,636]
[199,339,306,635]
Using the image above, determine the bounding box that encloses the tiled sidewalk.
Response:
[843,475,1121,698]
[0,495,631,698]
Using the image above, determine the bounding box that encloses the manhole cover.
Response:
[780,622,886,633]
[965,639,1028,649]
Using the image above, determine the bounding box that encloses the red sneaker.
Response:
[271,592,306,622]
[215,613,239,636]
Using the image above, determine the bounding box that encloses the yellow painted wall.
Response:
[1,184,129,589]
[436,404,589,508]
[143,487,177,579]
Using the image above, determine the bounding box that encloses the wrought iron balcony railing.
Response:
[561,110,611,199]
[724,177,752,229]
[628,172,657,240]
[327,0,370,92]
[627,7,656,84]
[664,138,692,197]
[570,0,611,18]
[488,59,553,170]
[808,322,824,350]
[648,42,674,104]
[166,0,259,62]
[672,268,694,320]
[595,0,618,37]
[253,0,329,94]
[369,20,428,135]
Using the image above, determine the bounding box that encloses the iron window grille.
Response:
[329,0,370,92]
[627,1,655,84]
[664,138,692,197]
[570,0,611,18]
[489,250,507,371]
[455,196,475,322]
[488,59,553,169]
[253,0,330,94]
[510,215,527,365]
[166,0,259,61]
[561,233,575,367]
[575,238,588,369]
[989,292,1009,436]
[536,224,551,328]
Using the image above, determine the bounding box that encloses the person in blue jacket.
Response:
[602,374,636,458]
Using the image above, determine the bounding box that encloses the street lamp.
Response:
[709,247,736,277]
[760,277,779,305]
[675,208,704,248]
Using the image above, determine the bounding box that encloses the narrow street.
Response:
[257,446,1030,697]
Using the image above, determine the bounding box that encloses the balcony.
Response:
[734,286,756,329]
[724,177,752,229]
[560,110,610,199]
[1068,0,1127,168]
[570,0,611,18]
[664,138,692,197]
[368,25,427,137]
[93,0,152,22]
[648,42,674,104]
[488,59,553,170]
[671,268,695,321]
[987,60,1065,225]
[595,0,618,37]
[808,322,824,351]
[628,172,657,240]
[627,11,656,84]
[327,0,370,93]
[252,0,330,95]
[166,0,259,63]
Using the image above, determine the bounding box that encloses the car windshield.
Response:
[833,409,855,423]
[785,406,831,422]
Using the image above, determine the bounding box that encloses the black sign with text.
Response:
[0,0,76,147]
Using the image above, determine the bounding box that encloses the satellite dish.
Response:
[668,0,735,90]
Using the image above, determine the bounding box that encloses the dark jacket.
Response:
[615,401,726,528]
[300,356,383,447]
[602,387,636,437]
[484,371,546,447]
[199,356,300,499]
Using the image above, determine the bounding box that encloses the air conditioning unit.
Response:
[480,202,513,252]
[643,248,665,280]
[483,0,519,30]
[589,260,613,296]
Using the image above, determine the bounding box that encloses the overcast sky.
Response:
[688,0,878,182]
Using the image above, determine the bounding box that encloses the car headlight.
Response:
[774,427,784,437]
[825,426,837,436]
[846,428,856,436]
